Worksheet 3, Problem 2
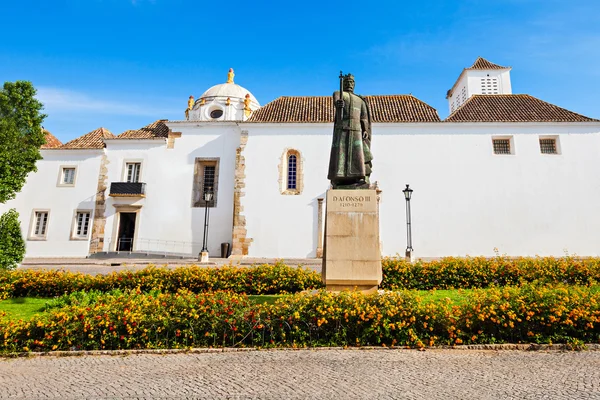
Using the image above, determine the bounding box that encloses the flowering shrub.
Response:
[0,263,323,298]
[382,256,600,290]
[1,284,598,352]
[1,256,599,299]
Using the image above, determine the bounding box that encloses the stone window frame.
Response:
[70,209,93,241]
[122,159,144,183]
[192,157,220,208]
[28,209,50,241]
[57,165,78,187]
[279,148,303,195]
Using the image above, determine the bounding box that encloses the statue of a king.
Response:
[327,73,373,189]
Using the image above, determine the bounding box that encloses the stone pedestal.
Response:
[199,251,209,263]
[322,189,382,292]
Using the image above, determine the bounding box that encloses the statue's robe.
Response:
[328,90,372,183]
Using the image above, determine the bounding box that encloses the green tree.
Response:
[0,81,46,203]
[0,209,26,270]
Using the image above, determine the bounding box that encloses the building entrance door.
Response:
[117,212,136,251]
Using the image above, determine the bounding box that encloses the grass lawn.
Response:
[248,295,286,305]
[0,297,50,321]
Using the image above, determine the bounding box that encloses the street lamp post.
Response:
[199,187,213,262]
[402,184,413,262]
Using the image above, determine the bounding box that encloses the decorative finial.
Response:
[226,97,231,106]
[244,93,251,117]
[187,95,194,111]
[227,68,235,84]
[200,98,205,106]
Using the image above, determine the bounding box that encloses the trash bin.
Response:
[221,242,230,258]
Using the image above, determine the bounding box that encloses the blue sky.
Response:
[1,0,599,142]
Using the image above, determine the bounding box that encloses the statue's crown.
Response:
[343,73,355,82]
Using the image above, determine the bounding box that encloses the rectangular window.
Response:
[73,211,91,239]
[193,158,219,207]
[32,211,49,238]
[62,168,75,185]
[493,138,512,155]
[539,138,557,154]
[58,166,77,186]
[126,162,141,183]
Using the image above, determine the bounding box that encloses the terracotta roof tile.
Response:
[41,129,62,149]
[467,57,509,70]
[248,95,440,123]
[445,94,599,122]
[116,120,170,139]
[60,127,114,149]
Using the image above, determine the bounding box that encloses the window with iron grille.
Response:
[493,138,511,155]
[32,211,49,238]
[202,165,216,201]
[539,138,557,154]
[193,158,219,207]
[126,162,141,183]
[287,154,297,190]
[74,211,91,239]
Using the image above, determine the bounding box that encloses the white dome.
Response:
[200,83,260,106]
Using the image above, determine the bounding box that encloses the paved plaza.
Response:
[1,349,599,399]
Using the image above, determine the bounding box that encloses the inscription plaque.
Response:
[327,193,377,213]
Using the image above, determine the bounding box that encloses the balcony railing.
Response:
[109,182,146,197]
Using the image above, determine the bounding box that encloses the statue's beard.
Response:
[344,85,355,92]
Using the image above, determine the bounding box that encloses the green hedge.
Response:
[0,263,323,299]
[381,256,600,290]
[1,256,599,299]
[1,284,599,352]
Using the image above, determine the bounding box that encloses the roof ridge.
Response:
[114,119,170,140]
[249,95,440,123]
[41,129,63,149]
[467,57,509,70]
[445,93,598,122]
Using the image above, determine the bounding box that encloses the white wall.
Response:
[466,69,512,96]
[242,122,600,258]
[8,120,600,260]
[0,150,103,257]
[243,124,332,258]
[103,123,240,257]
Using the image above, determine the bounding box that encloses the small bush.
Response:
[0,209,25,271]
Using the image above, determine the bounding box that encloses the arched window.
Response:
[279,149,303,195]
[287,154,297,190]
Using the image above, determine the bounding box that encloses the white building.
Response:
[2,57,600,259]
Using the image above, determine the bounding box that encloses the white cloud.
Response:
[36,87,176,117]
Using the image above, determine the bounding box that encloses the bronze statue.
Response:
[328,73,372,189]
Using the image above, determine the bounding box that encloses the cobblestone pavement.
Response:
[1,349,599,399]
